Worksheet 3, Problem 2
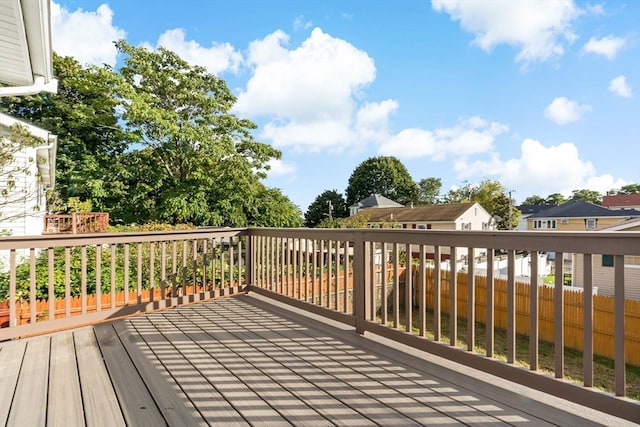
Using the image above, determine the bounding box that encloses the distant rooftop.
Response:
[602,193,640,208]
[350,194,404,210]
[528,199,640,219]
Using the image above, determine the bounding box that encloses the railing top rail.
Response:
[0,227,248,250]
[247,228,640,256]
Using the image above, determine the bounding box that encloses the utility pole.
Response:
[508,189,515,230]
[327,200,333,219]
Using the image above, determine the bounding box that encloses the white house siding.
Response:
[573,254,640,300]
[0,146,46,237]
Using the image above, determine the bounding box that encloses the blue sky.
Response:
[51,1,639,210]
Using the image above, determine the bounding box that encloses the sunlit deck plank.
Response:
[0,339,26,426]
[48,332,84,427]
[94,323,167,427]
[74,327,126,427]
[111,320,208,426]
[7,337,49,426]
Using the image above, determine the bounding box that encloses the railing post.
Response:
[354,234,369,334]
[246,232,255,287]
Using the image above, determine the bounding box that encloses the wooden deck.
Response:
[0,293,632,426]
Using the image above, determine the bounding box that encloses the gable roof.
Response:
[350,194,403,209]
[602,194,640,208]
[528,199,640,219]
[517,204,556,215]
[356,202,484,223]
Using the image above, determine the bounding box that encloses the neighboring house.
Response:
[526,199,640,231]
[602,194,640,211]
[516,204,556,230]
[349,194,403,216]
[572,218,640,300]
[0,113,57,236]
[352,201,494,265]
[354,202,494,231]
[1,0,57,240]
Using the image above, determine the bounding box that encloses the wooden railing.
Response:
[247,228,640,422]
[1,227,639,422]
[44,212,110,234]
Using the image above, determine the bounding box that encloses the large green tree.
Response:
[444,179,519,229]
[112,41,299,226]
[521,195,546,205]
[614,183,640,194]
[305,190,348,227]
[417,177,442,204]
[545,193,567,205]
[345,156,418,207]
[0,54,126,211]
[570,189,602,205]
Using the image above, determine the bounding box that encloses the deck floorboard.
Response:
[0,293,632,426]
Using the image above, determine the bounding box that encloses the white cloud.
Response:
[582,35,626,60]
[51,2,126,66]
[544,97,592,124]
[154,29,242,75]
[379,116,508,160]
[293,16,313,31]
[267,159,297,177]
[609,75,633,98]
[235,28,380,152]
[431,0,581,64]
[455,138,626,197]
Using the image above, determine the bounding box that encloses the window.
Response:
[533,219,557,229]
[585,218,597,230]
[602,254,614,267]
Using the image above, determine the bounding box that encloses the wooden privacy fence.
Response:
[412,267,640,366]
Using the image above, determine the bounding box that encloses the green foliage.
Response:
[417,177,442,204]
[545,193,567,205]
[111,41,297,227]
[570,189,602,205]
[0,54,127,211]
[318,213,370,228]
[305,190,348,227]
[615,183,640,194]
[445,179,519,229]
[521,195,546,205]
[345,156,418,207]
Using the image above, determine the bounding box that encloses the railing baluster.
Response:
[381,242,387,326]
[554,252,564,378]
[237,237,243,290]
[393,243,400,329]
[65,247,71,317]
[81,246,87,315]
[160,241,166,301]
[450,246,457,347]
[614,254,625,396]
[319,240,325,306]
[29,249,36,324]
[530,250,539,371]
[370,241,376,321]
[343,240,349,314]
[149,242,155,302]
[405,243,412,333]
[434,245,441,342]
[582,253,592,386]
[507,249,516,363]
[124,244,130,305]
[137,243,143,303]
[312,239,317,304]
[9,249,16,327]
[110,244,116,309]
[419,245,426,337]
[486,248,494,357]
[47,248,54,321]
[467,247,475,351]
[96,244,102,312]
